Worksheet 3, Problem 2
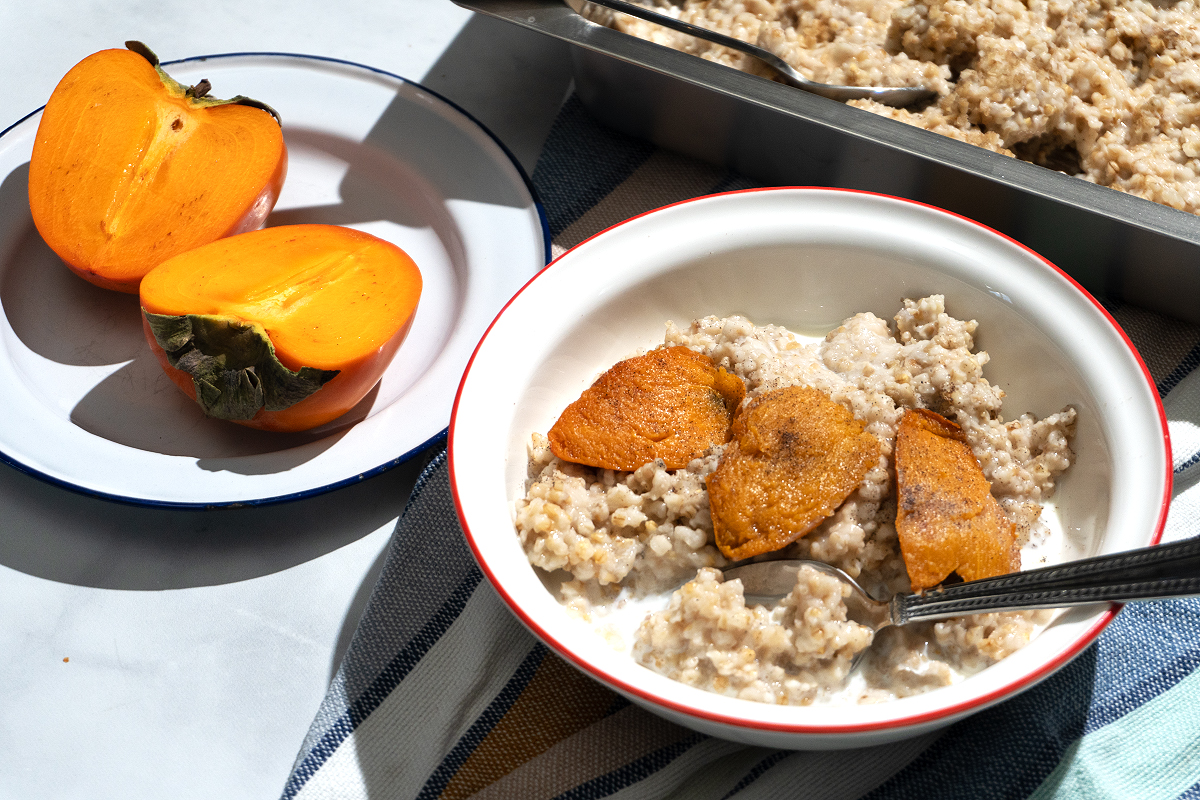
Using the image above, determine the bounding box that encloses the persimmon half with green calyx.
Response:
[28,41,287,293]
[894,408,1020,591]
[139,224,422,432]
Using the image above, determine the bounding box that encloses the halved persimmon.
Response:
[29,42,287,293]
[139,224,422,432]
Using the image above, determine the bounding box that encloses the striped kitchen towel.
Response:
[281,96,1200,800]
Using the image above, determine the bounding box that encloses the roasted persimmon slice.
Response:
[548,346,745,470]
[707,386,881,560]
[895,408,1019,590]
[29,42,287,293]
[140,224,421,432]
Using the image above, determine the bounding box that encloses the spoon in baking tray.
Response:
[577,0,937,107]
[723,537,1200,634]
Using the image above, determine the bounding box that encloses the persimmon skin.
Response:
[140,224,422,432]
[29,47,287,293]
[142,312,415,432]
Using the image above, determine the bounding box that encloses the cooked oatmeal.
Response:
[583,0,1200,215]
[634,565,873,705]
[514,295,1074,705]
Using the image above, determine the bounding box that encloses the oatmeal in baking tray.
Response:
[514,295,1077,706]
[583,0,1200,215]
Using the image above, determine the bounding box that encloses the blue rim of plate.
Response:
[0,51,552,510]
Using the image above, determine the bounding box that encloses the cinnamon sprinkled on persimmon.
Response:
[895,408,1020,590]
[706,386,881,561]
[548,346,744,470]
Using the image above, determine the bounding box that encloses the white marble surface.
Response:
[0,3,572,797]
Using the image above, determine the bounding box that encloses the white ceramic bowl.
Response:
[449,188,1171,749]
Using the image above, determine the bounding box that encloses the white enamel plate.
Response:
[0,53,547,506]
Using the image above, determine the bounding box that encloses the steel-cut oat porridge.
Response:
[514,295,1076,705]
[583,0,1200,215]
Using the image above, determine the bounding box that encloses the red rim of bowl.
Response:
[449,186,1173,735]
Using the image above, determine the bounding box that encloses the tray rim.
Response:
[453,0,1200,252]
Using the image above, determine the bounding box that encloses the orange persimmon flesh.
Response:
[895,408,1019,591]
[140,224,421,432]
[548,346,745,470]
[707,386,881,561]
[29,45,287,293]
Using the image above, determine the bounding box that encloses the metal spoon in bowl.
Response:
[576,0,938,107]
[723,537,1200,633]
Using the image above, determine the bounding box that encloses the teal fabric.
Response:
[1029,668,1200,800]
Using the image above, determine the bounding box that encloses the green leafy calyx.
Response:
[144,311,338,421]
[125,40,282,125]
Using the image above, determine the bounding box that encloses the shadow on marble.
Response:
[0,455,426,590]
[316,7,575,697]
[0,201,146,368]
[329,539,392,683]
[416,10,573,175]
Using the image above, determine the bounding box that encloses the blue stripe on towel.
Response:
[281,452,483,800]
[709,172,760,195]
[552,733,707,800]
[1157,340,1200,398]
[1086,597,1200,734]
[720,750,790,799]
[530,95,655,238]
[1026,667,1200,800]
[417,645,549,800]
[1176,780,1200,800]
[1175,451,1200,474]
[863,595,1200,800]
[861,645,1097,800]
[281,569,482,799]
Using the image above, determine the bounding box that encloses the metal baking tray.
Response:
[455,0,1200,323]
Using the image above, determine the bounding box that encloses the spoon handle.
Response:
[895,538,1200,624]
